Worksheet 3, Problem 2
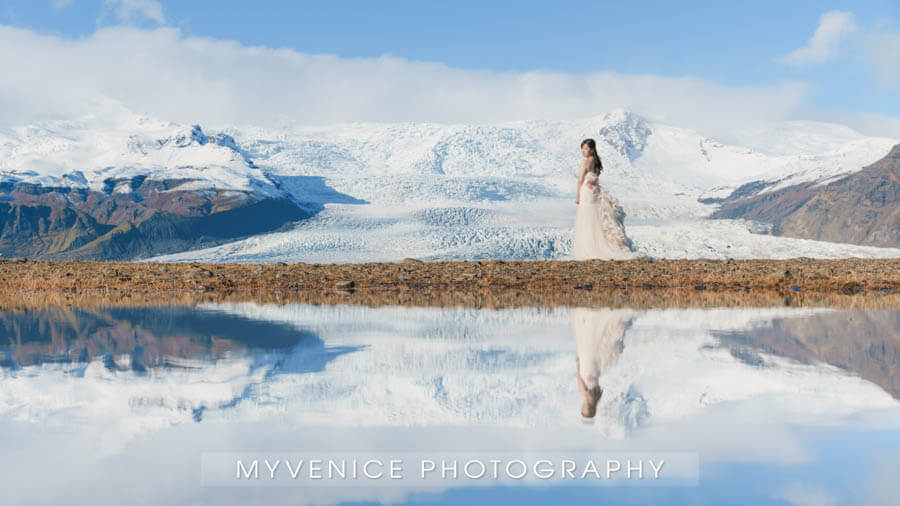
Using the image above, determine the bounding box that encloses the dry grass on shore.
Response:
[0,257,897,309]
[1,287,898,311]
[1,257,897,292]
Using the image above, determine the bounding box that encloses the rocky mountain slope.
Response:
[0,119,307,259]
[707,144,899,248]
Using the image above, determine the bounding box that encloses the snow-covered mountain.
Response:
[1,108,898,261]
[0,115,277,197]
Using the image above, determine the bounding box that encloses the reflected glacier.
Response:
[1,303,898,505]
[2,305,896,435]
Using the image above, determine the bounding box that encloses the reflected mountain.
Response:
[0,303,898,506]
[0,304,896,443]
[713,309,900,399]
[0,305,364,427]
[0,306,343,371]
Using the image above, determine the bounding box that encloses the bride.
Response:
[572,138,635,260]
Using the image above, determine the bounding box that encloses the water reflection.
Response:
[572,308,633,419]
[0,305,361,425]
[0,306,320,369]
[0,303,897,505]
[1,305,897,429]
[713,310,900,398]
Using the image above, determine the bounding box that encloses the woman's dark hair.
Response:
[581,138,603,175]
[582,386,603,418]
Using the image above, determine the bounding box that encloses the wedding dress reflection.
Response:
[571,307,638,424]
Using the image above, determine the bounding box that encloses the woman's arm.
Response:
[576,160,588,204]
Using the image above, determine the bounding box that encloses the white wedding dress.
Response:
[572,308,634,389]
[572,172,635,260]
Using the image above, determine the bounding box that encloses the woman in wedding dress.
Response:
[572,138,635,260]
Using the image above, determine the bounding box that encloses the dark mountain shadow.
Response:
[273,175,368,214]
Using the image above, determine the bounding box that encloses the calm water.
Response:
[0,304,898,505]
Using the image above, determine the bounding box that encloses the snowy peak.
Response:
[133,124,257,168]
[154,124,243,156]
[160,124,210,148]
[597,109,653,161]
[0,115,272,196]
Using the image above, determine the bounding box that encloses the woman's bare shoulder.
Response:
[581,158,597,174]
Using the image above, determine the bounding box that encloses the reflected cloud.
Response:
[0,303,898,505]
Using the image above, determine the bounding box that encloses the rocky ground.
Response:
[0,257,897,309]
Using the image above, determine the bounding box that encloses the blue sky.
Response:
[1,1,899,137]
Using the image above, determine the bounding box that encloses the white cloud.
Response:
[102,0,165,25]
[774,483,837,506]
[779,10,857,66]
[797,108,900,139]
[51,0,74,10]
[868,30,900,91]
[0,25,815,142]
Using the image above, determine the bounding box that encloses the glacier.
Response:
[2,108,898,262]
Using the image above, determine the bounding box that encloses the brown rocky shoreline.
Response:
[0,257,897,309]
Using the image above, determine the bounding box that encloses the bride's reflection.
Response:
[571,307,635,419]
